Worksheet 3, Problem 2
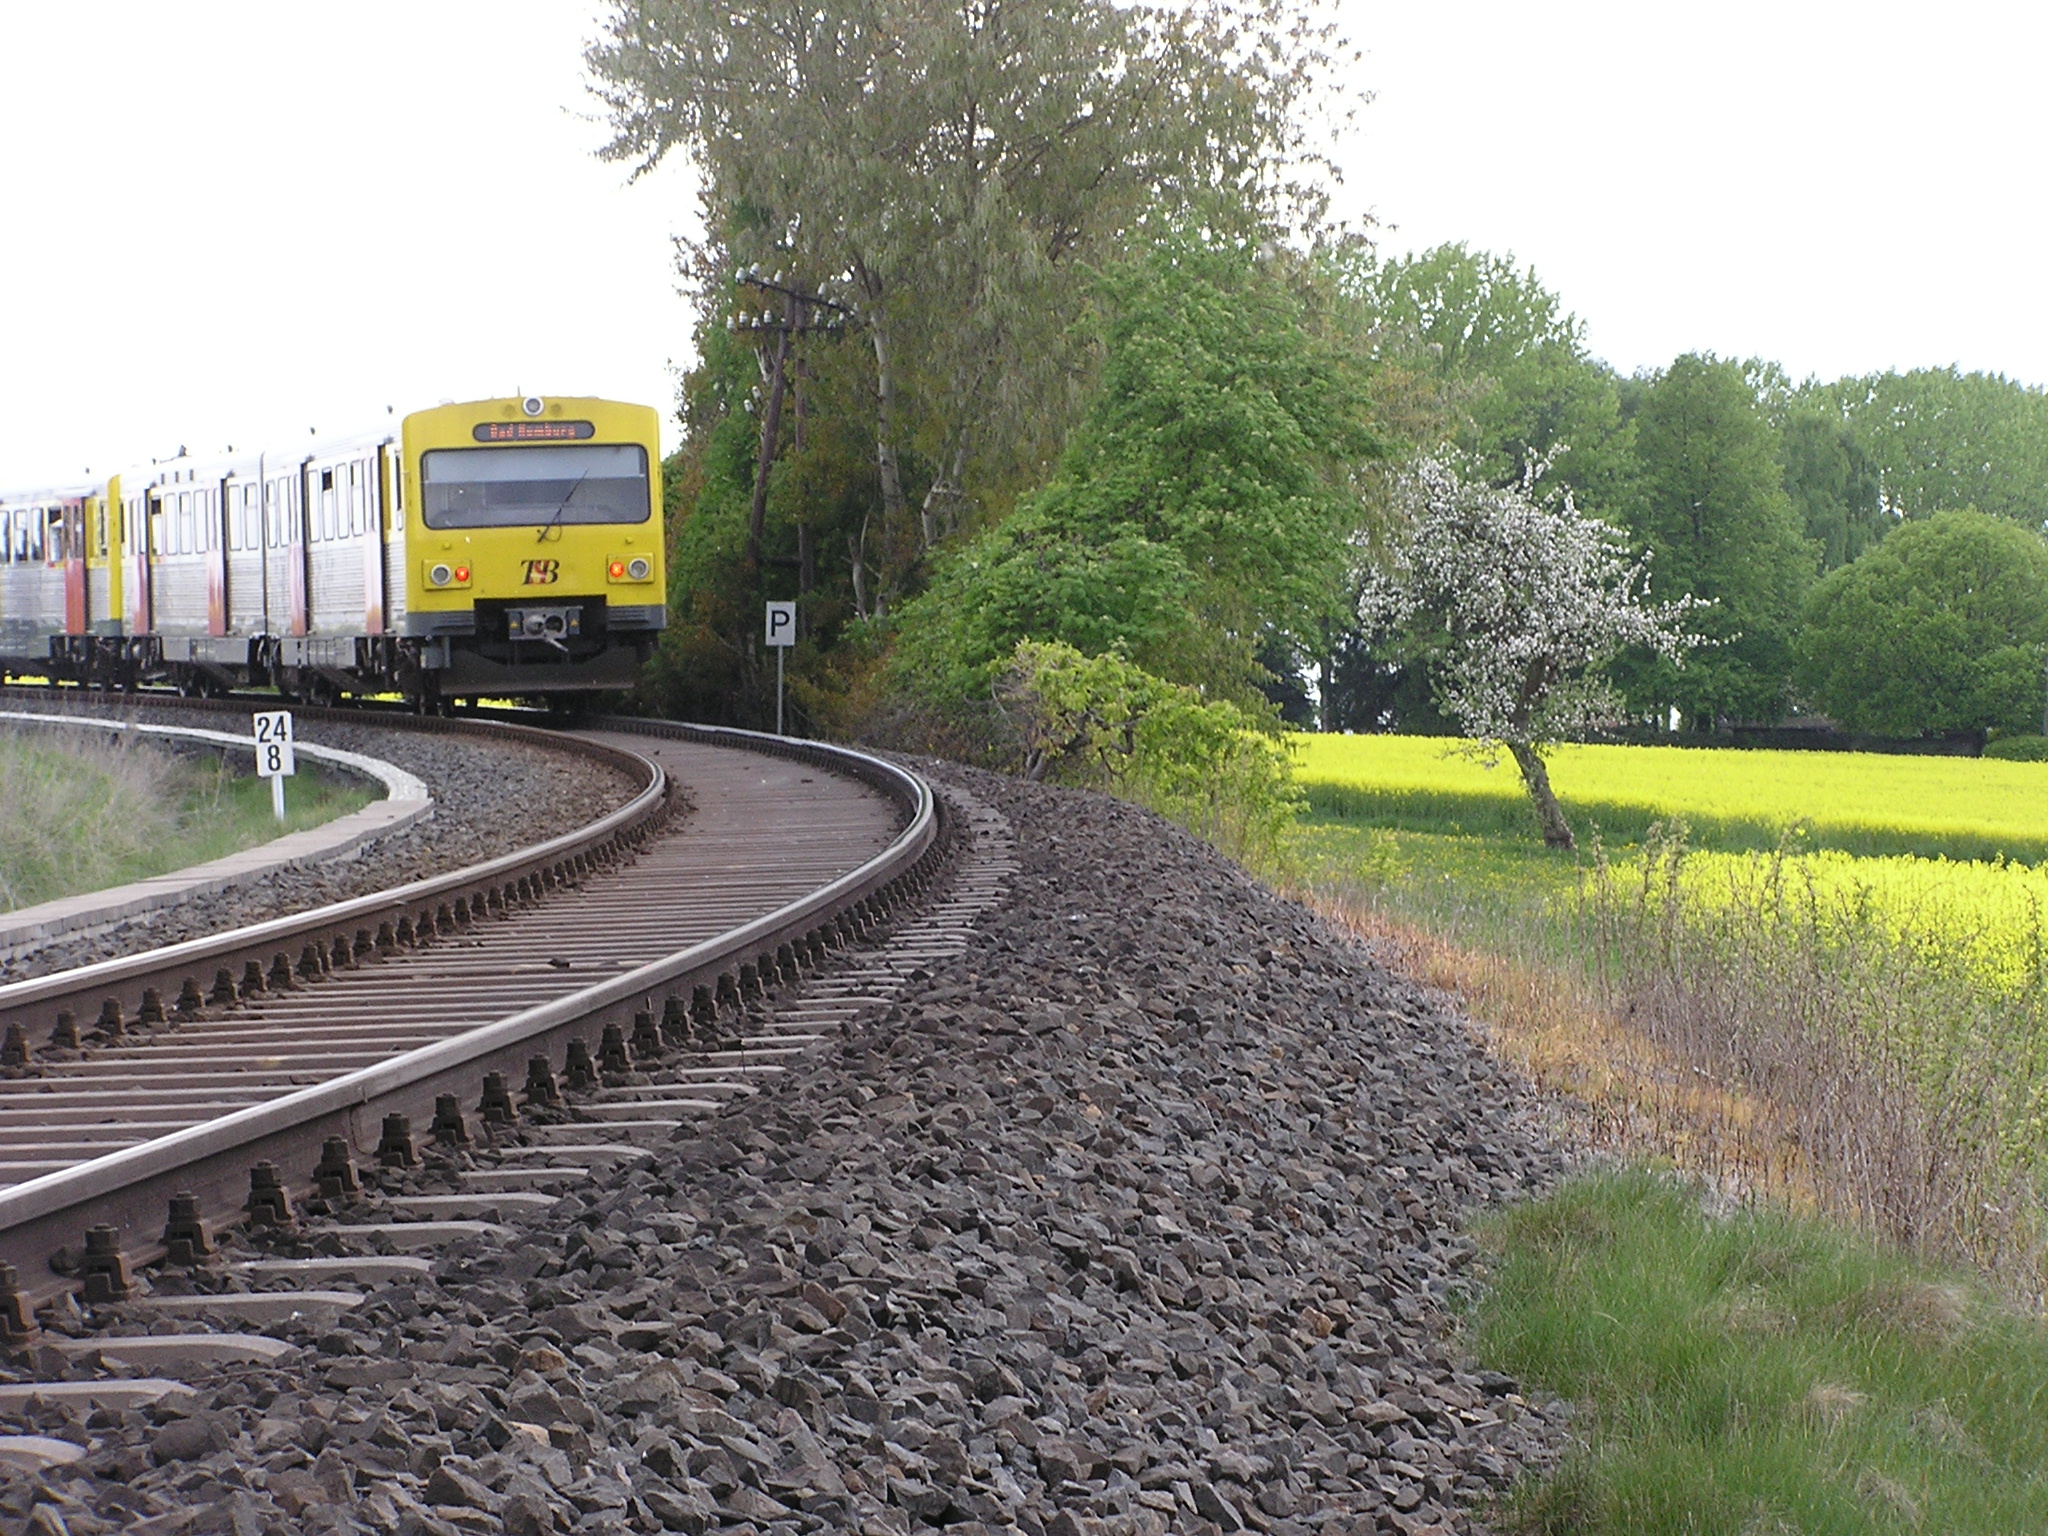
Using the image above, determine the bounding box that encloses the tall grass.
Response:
[1572,828,2048,1304]
[0,725,371,911]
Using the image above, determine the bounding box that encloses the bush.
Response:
[995,640,1302,865]
[1984,733,2048,762]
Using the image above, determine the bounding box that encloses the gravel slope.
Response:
[0,708,643,983]
[0,764,1571,1536]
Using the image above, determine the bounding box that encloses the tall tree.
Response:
[589,0,1346,611]
[1821,368,2048,527]
[891,236,1379,705]
[1781,408,1888,571]
[1340,243,1635,515]
[1795,510,2048,737]
[1617,354,1817,726]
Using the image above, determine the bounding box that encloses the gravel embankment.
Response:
[0,764,1570,1536]
[0,708,643,982]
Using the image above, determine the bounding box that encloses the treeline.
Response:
[589,1,2048,753]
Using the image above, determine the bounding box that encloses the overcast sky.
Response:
[2,1,2042,488]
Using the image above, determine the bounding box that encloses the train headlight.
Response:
[608,559,626,580]
[423,561,471,590]
[627,556,651,581]
[521,396,545,417]
[429,562,451,587]
[607,554,654,583]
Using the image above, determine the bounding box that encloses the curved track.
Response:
[0,705,950,1314]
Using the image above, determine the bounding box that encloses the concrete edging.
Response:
[0,710,432,955]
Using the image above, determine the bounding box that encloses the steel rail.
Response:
[0,716,943,1302]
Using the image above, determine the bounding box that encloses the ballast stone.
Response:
[0,761,1571,1535]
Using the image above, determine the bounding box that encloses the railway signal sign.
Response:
[252,710,295,823]
[765,602,796,737]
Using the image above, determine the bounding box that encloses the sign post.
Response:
[252,710,296,824]
[764,601,797,736]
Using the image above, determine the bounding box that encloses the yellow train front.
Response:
[399,396,664,704]
[0,395,663,706]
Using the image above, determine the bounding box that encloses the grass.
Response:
[1475,1170,2048,1535]
[1292,733,2048,862]
[0,727,374,911]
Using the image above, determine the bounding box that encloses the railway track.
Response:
[0,704,1002,1427]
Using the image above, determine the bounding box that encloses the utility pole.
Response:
[730,270,854,584]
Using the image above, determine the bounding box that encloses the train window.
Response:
[420,444,651,529]
[350,462,364,536]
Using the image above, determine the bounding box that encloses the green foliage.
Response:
[1343,243,1635,513]
[1818,367,2048,526]
[1796,510,2048,737]
[1618,354,1818,725]
[1476,1171,2048,1536]
[1984,734,2048,762]
[1782,408,1889,571]
[891,235,1378,704]
[591,0,1351,605]
[995,640,1302,864]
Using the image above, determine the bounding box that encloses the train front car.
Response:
[400,396,664,706]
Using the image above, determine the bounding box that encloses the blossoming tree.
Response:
[1359,456,1702,848]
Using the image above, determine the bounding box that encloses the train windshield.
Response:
[419,444,650,529]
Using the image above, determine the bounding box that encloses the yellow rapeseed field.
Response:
[1291,733,2048,862]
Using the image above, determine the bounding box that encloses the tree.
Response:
[1781,408,1888,571]
[589,0,1346,610]
[1821,368,2048,527]
[1617,354,1816,726]
[1339,243,1635,514]
[1795,510,2048,737]
[891,235,1379,705]
[1360,457,1699,849]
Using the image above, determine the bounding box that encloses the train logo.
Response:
[523,559,560,585]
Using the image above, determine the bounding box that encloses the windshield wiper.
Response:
[537,470,591,543]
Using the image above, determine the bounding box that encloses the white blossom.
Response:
[1359,454,1703,751]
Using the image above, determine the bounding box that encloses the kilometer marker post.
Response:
[252,709,296,825]
[765,601,796,736]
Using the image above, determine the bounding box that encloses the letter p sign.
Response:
[764,601,797,648]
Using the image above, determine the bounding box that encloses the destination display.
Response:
[472,420,596,442]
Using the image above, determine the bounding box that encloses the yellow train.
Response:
[0,396,664,708]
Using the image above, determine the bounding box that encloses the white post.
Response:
[252,709,296,827]
[764,601,796,738]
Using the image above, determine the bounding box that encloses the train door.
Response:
[204,481,228,635]
[61,500,86,634]
[285,470,309,636]
[125,488,155,634]
[364,449,387,634]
